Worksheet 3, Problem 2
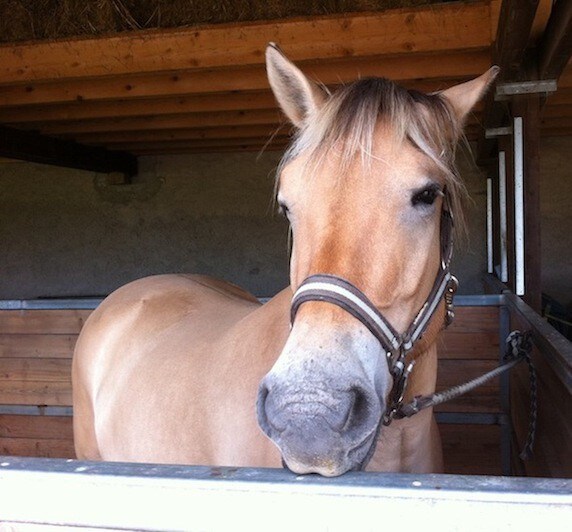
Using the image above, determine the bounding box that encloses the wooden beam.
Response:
[477,0,541,165]
[28,103,485,136]
[119,138,291,156]
[0,125,137,177]
[0,79,463,124]
[0,92,277,123]
[494,0,540,79]
[69,112,483,146]
[77,124,287,145]
[538,0,572,79]
[0,51,492,108]
[0,2,492,84]
[30,109,283,135]
[541,104,572,118]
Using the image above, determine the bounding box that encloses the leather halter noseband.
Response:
[290,194,458,425]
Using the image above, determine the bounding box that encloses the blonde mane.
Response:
[278,77,469,239]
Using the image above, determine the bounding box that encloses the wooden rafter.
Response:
[493,0,540,79]
[0,2,491,84]
[0,1,569,158]
[477,0,542,164]
[0,51,491,108]
[538,0,572,80]
[0,125,137,177]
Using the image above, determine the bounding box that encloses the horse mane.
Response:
[278,77,470,240]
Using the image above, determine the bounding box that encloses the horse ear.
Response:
[440,66,500,124]
[266,43,328,128]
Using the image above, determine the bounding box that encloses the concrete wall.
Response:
[540,137,572,306]
[0,138,570,304]
[0,152,288,299]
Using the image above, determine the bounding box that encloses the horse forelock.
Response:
[277,77,469,240]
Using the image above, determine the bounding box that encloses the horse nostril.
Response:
[257,379,287,434]
[343,386,374,435]
[256,381,271,433]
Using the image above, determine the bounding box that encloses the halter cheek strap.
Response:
[289,199,458,425]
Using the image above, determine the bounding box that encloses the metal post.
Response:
[498,151,509,283]
[486,178,494,274]
[499,301,512,475]
[513,117,525,296]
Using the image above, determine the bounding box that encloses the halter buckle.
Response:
[444,275,459,326]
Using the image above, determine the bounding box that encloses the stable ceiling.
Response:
[0,0,569,172]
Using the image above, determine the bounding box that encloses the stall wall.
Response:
[0,138,570,302]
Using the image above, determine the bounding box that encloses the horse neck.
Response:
[404,342,439,401]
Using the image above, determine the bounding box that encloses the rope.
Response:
[395,330,537,462]
[506,331,537,460]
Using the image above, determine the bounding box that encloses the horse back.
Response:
[72,274,288,465]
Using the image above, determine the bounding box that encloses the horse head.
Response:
[257,44,498,476]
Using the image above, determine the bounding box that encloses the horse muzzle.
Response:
[256,355,387,476]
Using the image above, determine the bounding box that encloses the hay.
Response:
[0,0,447,43]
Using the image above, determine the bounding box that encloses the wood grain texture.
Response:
[0,3,491,84]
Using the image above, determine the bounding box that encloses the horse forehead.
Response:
[282,132,428,198]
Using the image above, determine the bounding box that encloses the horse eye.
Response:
[411,186,440,207]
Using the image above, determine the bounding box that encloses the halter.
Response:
[290,194,458,425]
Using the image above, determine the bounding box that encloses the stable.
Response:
[0,0,571,529]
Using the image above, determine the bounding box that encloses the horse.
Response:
[72,43,498,477]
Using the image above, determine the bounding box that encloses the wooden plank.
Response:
[437,331,499,359]
[35,109,283,135]
[0,310,91,335]
[0,2,492,84]
[0,50,492,108]
[443,306,500,332]
[538,0,572,80]
[434,391,501,413]
[115,138,290,155]
[0,415,73,440]
[77,124,287,144]
[0,381,72,406]
[70,109,482,147]
[437,360,500,390]
[0,79,452,123]
[131,143,290,155]
[541,103,572,117]
[0,437,75,459]
[0,125,137,177]
[439,424,502,475]
[0,79,469,124]
[510,346,572,478]
[0,359,71,383]
[0,334,76,359]
[0,91,279,123]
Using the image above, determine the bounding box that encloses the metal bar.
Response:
[487,178,494,274]
[499,151,509,283]
[455,294,504,307]
[435,412,508,425]
[498,303,512,475]
[0,299,103,310]
[513,117,525,296]
[0,457,570,531]
[0,405,73,416]
[0,295,505,311]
